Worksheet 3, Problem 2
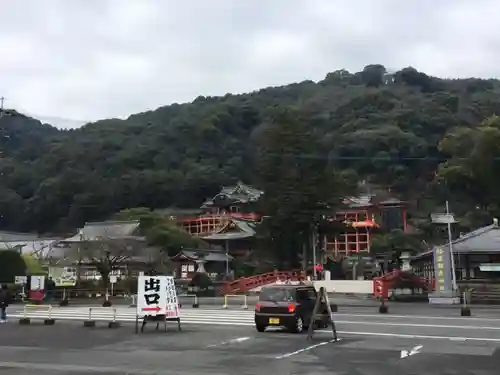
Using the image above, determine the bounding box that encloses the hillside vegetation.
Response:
[1,64,500,236]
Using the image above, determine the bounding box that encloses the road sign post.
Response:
[14,276,27,301]
[306,287,339,342]
[109,275,117,298]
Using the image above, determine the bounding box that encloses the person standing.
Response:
[45,277,56,303]
[0,284,11,323]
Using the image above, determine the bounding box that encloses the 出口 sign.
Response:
[137,276,167,316]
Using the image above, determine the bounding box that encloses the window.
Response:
[296,288,316,301]
[306,288,317,300]
[259,288,295,302]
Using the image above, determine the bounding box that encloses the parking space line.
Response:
[206,336,251,348]
[275,339,339,359]
[317,330,500,342]
[335,320,500,330]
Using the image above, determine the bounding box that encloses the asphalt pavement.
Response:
[1,316,500,374]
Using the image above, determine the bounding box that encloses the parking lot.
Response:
[1,318,500,375]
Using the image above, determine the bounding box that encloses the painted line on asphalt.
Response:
[334,320,500,331]
[275,340,331,359]
[333,313,500,322]
[401,344,423,359]
[206,336,251,347]
[317,330,500,342]
[10,313,500,331]
[12,308,500,322]
[8,314,500,343]
[275,338,341,359]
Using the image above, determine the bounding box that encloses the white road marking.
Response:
[8,308,500,343]
[401,344,423,358]
[275,339,336,359]
[317,330,500,342]
[335,320,500,331]
[9,308,500,322]
[206,336,251,348]
[333,312,500,322]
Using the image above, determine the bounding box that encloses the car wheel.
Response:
[256,324,266,332]
[291,316,304,333]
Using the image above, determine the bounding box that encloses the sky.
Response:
[1,0,500,128]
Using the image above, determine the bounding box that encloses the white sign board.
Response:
[15,276,28,285]
[30,275,45,291]
[109,275,118,284]
[165,276,180,318]
[137,276,167,316]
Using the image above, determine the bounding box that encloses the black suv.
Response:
[254,284,334,333]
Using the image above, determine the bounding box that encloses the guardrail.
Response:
[222,294,249,309]
[83,307,120,328]
[19,304,55,325]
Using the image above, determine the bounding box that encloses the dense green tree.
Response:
[437,115,500,219]
[0,250,27,283]
[254,107,351,267]
[370,229,424,256]
[113,207,207,256]
[2,65,500,247]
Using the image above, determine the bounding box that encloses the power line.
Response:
[264,153,489,161]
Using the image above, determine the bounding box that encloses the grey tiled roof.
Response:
[0,239,60,256]
[60,221,142,242]
[176,250,233,262]
[0,231,39,242]
[413,223,500,259]
[451,224,500,253]
[201,219,256,241]
[202,181,264,207]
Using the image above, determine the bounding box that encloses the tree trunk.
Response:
[99,270,110,293]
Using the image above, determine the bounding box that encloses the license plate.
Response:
[268,318,280,325]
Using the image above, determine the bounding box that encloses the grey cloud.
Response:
[1,0,500,126]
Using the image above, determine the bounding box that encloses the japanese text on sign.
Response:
[137,276,167,316]
[435,247,445,291]
[165,276,180,318]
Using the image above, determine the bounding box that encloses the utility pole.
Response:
[312,226,317,280]
[0,96,4,119]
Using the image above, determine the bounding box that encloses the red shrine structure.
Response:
[179,182,408,258]
[324,195,408,257]
[179,182,262,256]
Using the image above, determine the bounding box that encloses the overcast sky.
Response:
[1,0,500,127]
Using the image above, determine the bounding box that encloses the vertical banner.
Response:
[433,246,452,292]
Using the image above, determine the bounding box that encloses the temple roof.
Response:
[202,181,264,208]
[0,231,39,242]
[0,239,60,256]
[341,193,404,209]
[200,218,256,241]
[170,249,233,262]
[413,220,500,259]
[59,220,144,243]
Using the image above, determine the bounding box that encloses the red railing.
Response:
[222,270,304,294]
[372,269,435,299]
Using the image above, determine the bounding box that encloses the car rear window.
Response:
[259,287,295,302]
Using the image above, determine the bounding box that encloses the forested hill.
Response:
[1,64,500,234]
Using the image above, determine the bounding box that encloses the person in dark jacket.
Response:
[0,284,11,323]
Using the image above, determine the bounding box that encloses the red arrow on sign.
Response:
[142,306,161,312]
